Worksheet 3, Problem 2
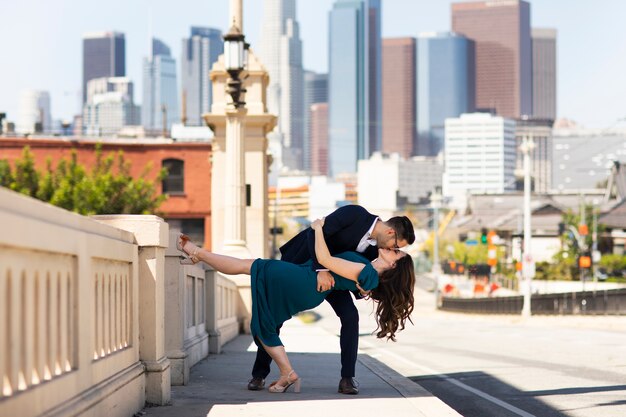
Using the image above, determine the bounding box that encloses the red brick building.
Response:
[381,37,416,159]
[452,0,532,118]
[0,137,213,248]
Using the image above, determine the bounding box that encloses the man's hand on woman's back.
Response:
[316,270,335,292]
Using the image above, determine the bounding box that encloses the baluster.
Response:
[22,270,34,388]
[59,272,68,372]
[49,272,59,376]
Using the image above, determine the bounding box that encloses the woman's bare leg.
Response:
[181,239,254,275]
[258,340,299,385]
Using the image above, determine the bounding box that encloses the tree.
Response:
[0,145,167,215]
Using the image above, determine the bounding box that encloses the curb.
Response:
[358,352,462,417]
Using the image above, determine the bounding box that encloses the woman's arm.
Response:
[312,218,365,282]
[305,205,370,269]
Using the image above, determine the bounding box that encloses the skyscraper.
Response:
[303,71,328,171]
[443,113,517,208]
[143,38,179,134]
[310,103,329,176]
[416,32,475,156]
[451,0,532,118]
[82,32,125,104]
[181,27,223,126]
[83,77,140,136]
[259,0,304,170]
[532,28,557,120]
[382,37,416,159]
[16,90,51,134]
[328,0,381,176]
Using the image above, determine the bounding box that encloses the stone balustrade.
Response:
[0,188,242,416]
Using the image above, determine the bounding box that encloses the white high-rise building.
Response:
[16,90,52,134]
[358,152,443,218]
[83,77,140,136]
[259,0,304,171]
[142,38,179,134]
[443,113,517,209]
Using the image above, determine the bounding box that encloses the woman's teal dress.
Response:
[250,252,378,347]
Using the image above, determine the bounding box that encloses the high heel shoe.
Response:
[268,370,301,393]
[176,234,200,265]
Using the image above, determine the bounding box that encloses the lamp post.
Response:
[430,186,443,305]
[222,0,251,255]
[520,135,535,317]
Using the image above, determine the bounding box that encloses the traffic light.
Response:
[558,222,565,235]
[480,228,488,244]
[578,255,591,268]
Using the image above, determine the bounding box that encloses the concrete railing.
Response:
[0,188,243,416]
[205,268,240,354]
[0,188,146,417]
[163,231,240,385]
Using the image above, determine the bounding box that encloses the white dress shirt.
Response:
[317,217,379,272]
[356,217,379,253]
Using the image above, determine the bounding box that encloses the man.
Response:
[247,204,415,394]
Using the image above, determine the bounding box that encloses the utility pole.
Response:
[181,90,187,126]
[430,187,443,307]
[579,194,588,292]
[161,104,168,138]
[520,136,535,317]
[592,201,598,288]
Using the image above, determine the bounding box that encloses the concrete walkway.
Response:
[142,316,460,417]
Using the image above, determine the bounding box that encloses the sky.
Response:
[1,0,626,128]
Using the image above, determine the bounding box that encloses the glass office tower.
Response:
[181,27,223,126]
[416,32,475,156]
[82,32,125,104]
[328,0,381,177]
[143,38,178,133]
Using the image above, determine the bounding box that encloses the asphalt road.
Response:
[311,278,626,417]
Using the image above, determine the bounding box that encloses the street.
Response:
[311,278,626,417]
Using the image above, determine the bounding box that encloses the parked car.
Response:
[595,269,608,281]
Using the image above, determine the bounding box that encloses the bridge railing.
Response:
[441,288,626,315]
[0,188,146,417]
[0,188,242,416]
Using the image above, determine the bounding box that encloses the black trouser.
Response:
[251,290,359,379]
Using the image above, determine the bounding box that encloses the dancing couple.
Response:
[177,204,416,394]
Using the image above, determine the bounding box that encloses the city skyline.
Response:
[2,0,626,128]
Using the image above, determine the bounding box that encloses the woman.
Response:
[177,218,415,393]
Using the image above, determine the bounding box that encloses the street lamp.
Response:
[520,135,535,317]
[223,28,248,108]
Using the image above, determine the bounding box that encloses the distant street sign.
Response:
[466,239,478,246]
[522,253,535,279]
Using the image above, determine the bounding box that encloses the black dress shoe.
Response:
[248,377,265,391]
[338,377,359,395]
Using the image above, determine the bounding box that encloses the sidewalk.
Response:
[142,316,460,417]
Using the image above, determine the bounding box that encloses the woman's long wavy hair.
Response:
[369,254,415,341]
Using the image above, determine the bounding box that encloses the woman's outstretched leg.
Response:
[257,339,300,393]
[178,235,254,275]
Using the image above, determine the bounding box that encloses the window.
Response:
[167,218,205,245]
[162,159,184,194]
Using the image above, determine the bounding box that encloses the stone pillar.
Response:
[203,3,276,333]
[163,231,189,386]
[223,106,250,255]
[92,215,171,405]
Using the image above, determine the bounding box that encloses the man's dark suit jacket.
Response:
[279,205,379,269]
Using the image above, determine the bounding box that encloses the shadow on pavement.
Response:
[142,334,439,417]
[411,370,570,417]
